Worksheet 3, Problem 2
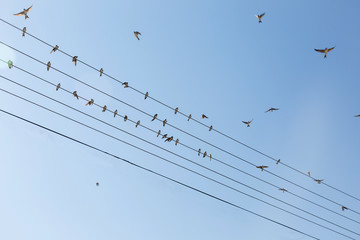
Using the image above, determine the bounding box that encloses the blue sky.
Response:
[1,0,360,239]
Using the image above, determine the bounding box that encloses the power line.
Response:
[1,42,359,217]
[0,17,358,204]
[4,63,359,226]
[0,108,321,240]
[1,74,359,237]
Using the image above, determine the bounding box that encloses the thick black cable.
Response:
[5,64,360,226]
[0,108,321,240]
[2,41,359,217]
[2,74,359,237]
[1,17,358,204]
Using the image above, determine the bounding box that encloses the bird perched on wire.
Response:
[122,82,129,88]
[47,61,51,71]
[134,31,141,40]
[124,115,128,122]
[203,151,207,158]
[201,114,208,119]
[314,179,324,184]
[85,99,94,106]
[198,149,201,156]
[73,91,79,100]
[14,5,33,19]
[100,68,103,77]
[56,83,61,91]
[279,188,287,193]
[157,130,161,137]
[265,107,279,113]
[145,92,149,99]
[314,47,335,58]
[161,134,168,139]
[136,120,140,128]
[342,206,348,211]
[256,165,268,171]
[276,159,280,164]
[255,12,265,23]
[209,125,213,131]
[165,136,173,142]
[7,60,13,69]
[188,114,192,121]
[307,171,311,177]
[174,107,179,114]
[114,110,118,117]
[152,114,158,121]
[163,119,167,127]
[22,27,26,37]
[242,119,253,127]
[102,105,107,112]
[175,139,179,146]
[72,56,78,66]
[209,154,212,161]
[50,45,59,54]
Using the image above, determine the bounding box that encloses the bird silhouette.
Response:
[161,134,168,139]
[157,130,161,137]
[203,151,207,158]
[265,107,279,113]
[276,159,280,164]
[122,82,129,88]
[198,149,201,156]
[209,154,212,161]
[72,56,78,66]
[242,119,253,127]
[145,92,149,99]
[22,27,26,37]
[47,61,51,71]
[255,12,265,23]
[314,47,335,58]
[134,31,141,40]
[96,182,99,186]
[50,45,59,54]
[85,99,94,106]
[102,105,107,112]
[100,68,103,77]
[165,136,173,142]
[342,206,348,211]
[175,107,179,114]
[256,165,268,171]
[136,120,140,128]
[314,179,324,184]
[151,114,158,121]
[14,5,33,19]
[188,114,192,121]
[201,114,208,119]
[114,109,118,117]
[124,115,128,122]
[163,119,167,127]
[307,171,311,177]
[209,125,213,131]
[73,91,79,100]
[56,83,61,91]
[279,188,288,193]
[175,139,179,146]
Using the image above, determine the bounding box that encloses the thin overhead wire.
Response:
[0,108,321,240]
[2,74,359,236]
[1,42,359,217]
[3,64,359,225]
[0,17,358,203]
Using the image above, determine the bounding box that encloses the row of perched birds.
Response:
[12,5,357,208]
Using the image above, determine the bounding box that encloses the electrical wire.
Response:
[0,17,358,203]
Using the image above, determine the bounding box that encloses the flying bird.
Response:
[102,105,107,112]
[175,139,179,146]
[22,27,26,37]
[188,114,192,121]
[255,12,265,23]
[276,159,280,164]
[100,68,103,77]
[134,31,141,40]
[136,120,140,128]
[203,151,207,158]
[14,5,33,19]
[56,83,61,91]
[201,114,208,119]
[157,130,161,137]
[73,91,79,100]
[256,165,268,171]
[85,99,94,106]
[50,45,59,54]
[198,149,201,156]
[242,119,253,127]
[151,114,158,121]
[175,107,179,114]
[279,188,288,193]
[163,119,167,127]
[122,82,129,88]
[124,115,128,122]
[47,61,51,71]
[145,92,149,99]
[209,125,213,131]
[342,206,348,211]
[265,107,279,113]
[314,179,324,184]
[161,134,168,139]
[314,47,335,58]
[72,56,78,66]
[355,115,360,117]
[114,109,118,117]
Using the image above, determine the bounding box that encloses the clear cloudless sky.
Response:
[1,0,360,239]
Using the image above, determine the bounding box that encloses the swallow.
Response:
[124,115,128,121]
[279,188,288,193]
[72,56,78,66]
[265,107,279,113]
[163,119,167,127]
[85,99,94,106]
[50,45,59,54]
[175,139,179,146]
[100,68,103,77]
[256,165,268,171]
[355,115,360,117]
[314,47,335,58]
[165,136,173,142]
[198,149,201,156]
[102,105,107,112]
[7,60,13,69]
[188,114,192,121]
[203,151,207,158]
[276,159,280,164]
[47,61,51,71]
[314,179,324,184]
[145,91,149,99]
[157,130,161,137]
[14,5,33,19]
[209,154,212,161]
[242,119,253,127]
[201,114,208,119]
[22,27,26,37]
[73,91,79,100]
[122,82,129,88]
[161,134,168,139]
[136,120,140,128]
[209,125,213,131]
[56,83,61,91]
[152,114,158,121]
[342,206,348,211]
[255,12,265,23]
[114,110,118,117]
[307,171,311,177]
[134,31,141,40]
[175,107,179,114]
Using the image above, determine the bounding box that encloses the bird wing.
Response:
[328,47,335,52]
[14,11,25,16]
[26,5,33,13]
[259,13,265,18]
[314,49,325,53]
[242,121,248,124]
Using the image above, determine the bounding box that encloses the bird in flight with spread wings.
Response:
[14,5,33,19]
[265,107,279,113]
[255,12,265,23]
[256,165,268,171]
[134,31,142,40]
[242,119,253,127]
[314,47,335,58]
